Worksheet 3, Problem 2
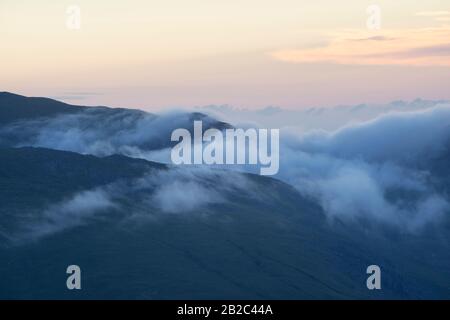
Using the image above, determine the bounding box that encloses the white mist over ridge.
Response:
[0,108,224,160]
[1,95,450,233]
[8,167,258,242]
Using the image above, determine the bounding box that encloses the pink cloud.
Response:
[270,27,450,67]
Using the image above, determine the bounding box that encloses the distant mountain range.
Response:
[198,98,450,131]
[0,92,449,299]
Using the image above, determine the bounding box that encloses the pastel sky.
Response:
[1,0,450,110]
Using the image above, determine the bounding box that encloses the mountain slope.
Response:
[1,92,449,299]
[0,92,83,125]
[0,92,231,153]
[0,147,449,299]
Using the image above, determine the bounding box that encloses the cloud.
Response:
[296,105,450,164]
[2,99,449,237]
[198,99,449,132]
[352,36,395,42]
[181,102,450,233]
[194,102,450,233]
[270,27,450,66]
[0,108,223,162]
[276,105,450,232]
[50,92,103,102]
[143,167,255,214]
[6,166,257,243]
[415,11,450,17]
[19,189,115,242]
[415,11,450,23]
[152,180,223,213]
[50,95,87,101]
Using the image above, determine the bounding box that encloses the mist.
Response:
[6,166,257,243]
[1,99,449,236]
[276,105,450,232]
[0,107,224,161]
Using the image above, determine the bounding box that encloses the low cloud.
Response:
[18,189,115,242]
[277,105,450,232]
[9,167,256,242]
[198,99,448,132]
[153,180,222,213]
[0,108,221,162]
[143,167,254,214]
[295,106,450,163]
[2,100,450,237]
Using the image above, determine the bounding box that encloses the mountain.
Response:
[0,92,231,153]
[0,92,450,299]
[0,147,449,299]
[0,92,82,125]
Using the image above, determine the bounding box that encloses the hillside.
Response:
[0,147,449,299]
[0,92,231,152]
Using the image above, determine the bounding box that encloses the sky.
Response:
[1,0,450,110]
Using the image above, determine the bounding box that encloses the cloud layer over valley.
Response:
[277,105,450,232]
[1,97,449,236]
